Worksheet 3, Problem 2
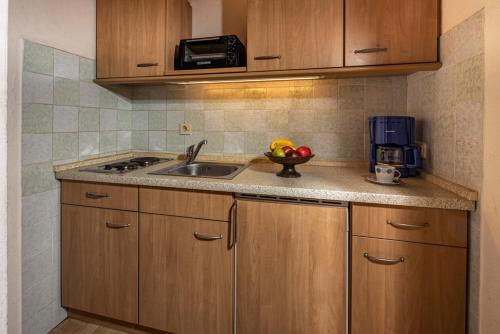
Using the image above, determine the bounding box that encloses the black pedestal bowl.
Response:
[264,152,315,178]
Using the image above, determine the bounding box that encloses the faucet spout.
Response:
[186,139,207,165]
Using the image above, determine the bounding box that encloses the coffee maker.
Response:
[369,116,421,177]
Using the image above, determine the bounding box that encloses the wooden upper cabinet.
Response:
[247,0,344,72]
[96,0,191,79]
[97,0,166,78]
[345,0,439,66]
[236,200,347,334]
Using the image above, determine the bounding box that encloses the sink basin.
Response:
[150,162,248,180]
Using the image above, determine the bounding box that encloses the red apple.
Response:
[296,146,312,157]
[289,151,301,158]
[282,146,294,155]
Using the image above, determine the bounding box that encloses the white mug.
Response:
[375,164,401,183]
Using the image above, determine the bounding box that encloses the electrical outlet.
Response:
[179,122,192,135]
[416,141,428,159]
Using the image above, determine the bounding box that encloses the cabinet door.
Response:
[139,213,232,334]
[61,205,138,323]
[351,236,466,334]
[97,0,166,78]
[345,0,439,66]
[247,0,343,71]
[236,200,347,334]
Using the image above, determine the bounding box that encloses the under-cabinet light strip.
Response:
[164,75,324,85]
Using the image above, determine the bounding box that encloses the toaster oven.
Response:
[175,35,246,70]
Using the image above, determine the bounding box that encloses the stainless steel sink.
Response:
[149,162,248,180]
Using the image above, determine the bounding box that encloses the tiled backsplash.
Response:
[21,41,133,334]
[407,10,485,333]
[130,77,407,160]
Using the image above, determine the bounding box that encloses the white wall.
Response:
[481,1,500,332]
[189,0,223,38]
[0,0,8,331]
[7,1,96,332]
[442,0,486,32]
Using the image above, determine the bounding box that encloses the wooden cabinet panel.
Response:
[352,204,467,247]
[139,213,232,334]
[61,205,138,323]
[165,0,192,74]
[61,180,138,211]
[351,236,466,334]
[345,0,439,66]
[236,200,347,334]
[97,0,166,78]
[139,187,233,221]
[247,0,343,71]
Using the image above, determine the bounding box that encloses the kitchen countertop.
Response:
[55,155,476,211]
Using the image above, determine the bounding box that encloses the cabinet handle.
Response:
[106,222,131,229]
[137,63,159,67]
[194,232,223,241]
[85,192,110,200]
[364,252,404,265]
[229,200,237,249]
[254,55,281,60]
[387,220,430,230]
[353,47,388,54]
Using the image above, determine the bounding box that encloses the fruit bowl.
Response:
[264,152,315,178]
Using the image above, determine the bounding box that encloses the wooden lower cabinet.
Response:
[236,200,347,334]
[351,236,467,334]
[61,205,138,323]
[139,213,232,334]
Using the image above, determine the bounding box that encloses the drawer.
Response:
[61,180,138,211]
[140,187,234,221]
[351,204,467,247]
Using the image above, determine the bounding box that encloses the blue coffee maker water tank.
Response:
[369,116,421,177]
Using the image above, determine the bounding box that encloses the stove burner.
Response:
[130,157,161,167]
[81,156,170,174]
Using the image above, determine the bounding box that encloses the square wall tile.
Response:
[224,132,245,154]
[79,107,100,132]
[54,50,79,80]
[78,132,99,157]
[22,162,57,196]
[99,88,119,109]
[148,110,167,131]
[79,82,100,108]
[54,77,79,106]
[185,110,204,131]
[52,133,78,161]
[166,131,185,152]
[245,132,267,154]
[166,110,184,131]
[99,131,117,153]
[22,134,52,165]
[148,131,166,151]
[23,72,54,105]
[131,131,149,151]
[23,41,53,75]
[100,109,117,131]
[22,104,53,134]
[117,110,132,131]
[79,57,96,82]
[132,111,149,130]
[117,131,132,151]
[204,132,224,154]
[204,110,224,132]
[53,106,79,133]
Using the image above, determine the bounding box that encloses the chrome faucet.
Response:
[185,139,207,165]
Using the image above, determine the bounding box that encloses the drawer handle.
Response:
[353,47,388,54]
[194,232,223,241]
[387,220,430,230]
[106,222,131,229]
[364,253,405,265]
[137,63,159,67]
[254,55,281,60]
[85,192,110,200]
